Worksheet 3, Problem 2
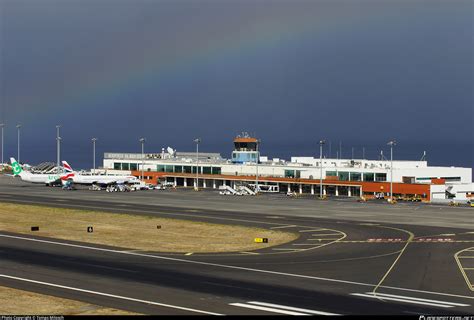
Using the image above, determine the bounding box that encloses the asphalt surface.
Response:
[0,176,473,315]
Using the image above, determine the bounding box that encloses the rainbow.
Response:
[15,5,366,123]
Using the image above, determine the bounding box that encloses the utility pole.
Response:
[0,123,4,166]
[16,124,21,163]
[255,139,260,194]
[56,125,61,172]
[319,140,325,198]
[387,140,396,203]
[92,138,97,174]
[194,138,201,191]
[139,138,146,180]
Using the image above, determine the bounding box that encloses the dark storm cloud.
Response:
[0,0,472,168]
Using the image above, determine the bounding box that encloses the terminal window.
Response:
[350,172,361,181]
[363,172,375,181]
[338,172,349,181]
[285,170,295,178]
[442,177,461,182]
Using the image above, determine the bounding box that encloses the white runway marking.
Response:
[270,225,297,229]
[0,274,223,315]
[2,233,474,302]
[78,262,138,273]
[229,302,307,315]
[245,301,340,316]
[299,229,326,233]
[351,292,469,308]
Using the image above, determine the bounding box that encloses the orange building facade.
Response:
[131,170,432,201]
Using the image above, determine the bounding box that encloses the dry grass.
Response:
[0,202,298,252]
[0,285,140,315]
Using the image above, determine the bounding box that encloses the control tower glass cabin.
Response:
[231,135,259,164]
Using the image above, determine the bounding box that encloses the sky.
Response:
[0,0,472,170]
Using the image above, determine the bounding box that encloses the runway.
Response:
[0,177,473,315]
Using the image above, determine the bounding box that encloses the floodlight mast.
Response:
[194,138,201,191]
[319,140,325,198]
[387,140,397,202]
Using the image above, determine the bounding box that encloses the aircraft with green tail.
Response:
[10,157,70,186]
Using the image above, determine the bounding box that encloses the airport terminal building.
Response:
[102,135,472,203]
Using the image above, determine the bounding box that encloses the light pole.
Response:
[255,139,260,194]
[92,138,97,174]
[387,140,396,202]
[16,124,21,163]
[194,138,201,191]
[319,140,325,198]
[139,138,146,181]
[56,125,61,172]
[0,123,4,166]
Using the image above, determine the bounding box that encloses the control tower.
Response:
[231,132,259,164]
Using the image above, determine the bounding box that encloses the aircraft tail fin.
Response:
[62,161,74,173]
[10,157,24,176]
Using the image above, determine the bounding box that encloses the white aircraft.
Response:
[10,157,70,185]
[62,161,139,186]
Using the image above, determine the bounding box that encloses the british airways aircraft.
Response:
[62,161,138,186]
